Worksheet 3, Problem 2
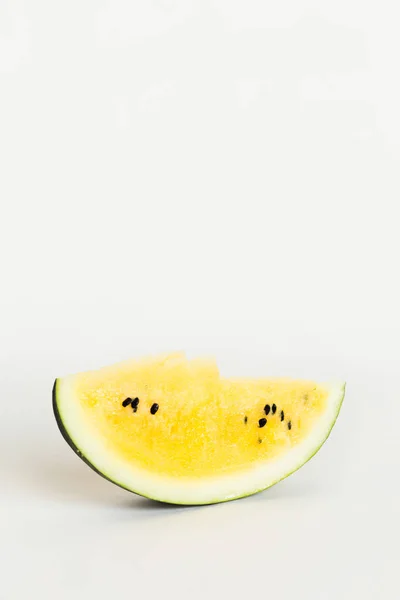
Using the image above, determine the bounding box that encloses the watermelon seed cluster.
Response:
[246,402,293,439]
[122,397,160,415]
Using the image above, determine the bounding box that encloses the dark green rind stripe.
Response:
[52,379,140,497]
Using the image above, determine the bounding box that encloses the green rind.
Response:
[53,379,138,497]
[249,382,347,496]
[53,379,346,506]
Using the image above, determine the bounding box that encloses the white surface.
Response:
[1,1,399,599]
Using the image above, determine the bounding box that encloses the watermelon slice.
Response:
[53,353,345,505]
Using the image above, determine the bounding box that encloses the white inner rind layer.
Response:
[55,377,345,505]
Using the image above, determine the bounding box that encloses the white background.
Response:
[1,1,399,598]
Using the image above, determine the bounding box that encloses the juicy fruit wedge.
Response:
[53,353,345,505]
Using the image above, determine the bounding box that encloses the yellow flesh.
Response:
[75,354,328,479]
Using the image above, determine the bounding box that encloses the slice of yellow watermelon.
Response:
[53,353,345,505]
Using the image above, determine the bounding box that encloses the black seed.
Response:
[122,397,132,407]
[264,404,270,415]
[131,397,139,409]
[244,416,248,424]
[258,438,262,444]
[288,421,292,430]
[280,410,284,422]
[272,404,277,415]
[258,418,267,428]
[150,403,159,415]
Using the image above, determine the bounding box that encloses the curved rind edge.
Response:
[52,379,136,496]
[53,378,346,506]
